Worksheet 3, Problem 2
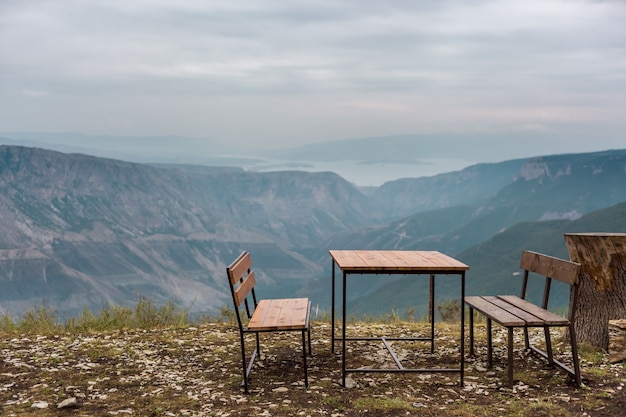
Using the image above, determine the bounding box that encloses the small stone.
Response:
[272,386,289,393]
[31,401,49,409]
[343,376,357,389]
[57,397,78,408]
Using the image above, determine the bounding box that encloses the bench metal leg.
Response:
[243,347,258,391]
[240,337,261,393]
[468,306,475,356]
[544,326,555,367]
[570,324,582,386]
[507,327,514,388]
[242,329,311,393]
[523,326,530,350]
[486,318,493,368]
[528,342,581,386]
[240,332,262,393]
[240,333,250,393]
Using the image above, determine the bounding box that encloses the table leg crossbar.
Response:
[382,338,403,369]
[343,336,463,374]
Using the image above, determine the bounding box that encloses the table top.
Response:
[329,250,469,272]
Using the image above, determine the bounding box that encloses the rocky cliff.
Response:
[0,146,378,316]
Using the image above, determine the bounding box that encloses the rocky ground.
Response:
[1,321,625,416]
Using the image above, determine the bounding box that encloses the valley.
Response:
[1,144,625,319]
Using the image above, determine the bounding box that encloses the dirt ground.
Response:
[1,321,625,416]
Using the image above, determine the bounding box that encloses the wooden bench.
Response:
[465,250,582,387]
[226,251,312,393]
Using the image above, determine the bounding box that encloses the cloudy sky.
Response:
[1,0,625,149]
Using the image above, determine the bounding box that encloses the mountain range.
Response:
[1,131,605,165]
[0,143,625,318]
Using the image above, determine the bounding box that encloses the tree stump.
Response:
[565,233,626,350]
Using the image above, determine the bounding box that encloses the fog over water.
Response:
[241,157,475,186]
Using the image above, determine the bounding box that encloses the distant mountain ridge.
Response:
[271,132,613,163]
[0,144,625,317]
[0,132,233,164]
[0,132,577,163]
[372,159,528,217]
[325,149,626,254]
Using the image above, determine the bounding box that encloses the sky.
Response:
[1,0,626,150]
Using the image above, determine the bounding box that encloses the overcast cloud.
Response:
[1,0,625,149]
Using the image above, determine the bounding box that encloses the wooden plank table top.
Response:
[329,250,469,272]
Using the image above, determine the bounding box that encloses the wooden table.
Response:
[330,250,469,386]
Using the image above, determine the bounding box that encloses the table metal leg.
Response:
[430,274,435,353]
[460,271,465,385]
[331,259,335,353]
[342,271,347,387]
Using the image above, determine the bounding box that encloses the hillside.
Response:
[327,149,626,257]
[0,146,377,317]
[460,201,626,302]
[372,159,528,217]
[353,202,626,317]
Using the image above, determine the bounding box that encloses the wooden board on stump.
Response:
[565,233,626,350]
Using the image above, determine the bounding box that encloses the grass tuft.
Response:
[16,302,61,334]
[0,298,192,336]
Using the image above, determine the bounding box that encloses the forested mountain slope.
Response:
[351,201,626,317]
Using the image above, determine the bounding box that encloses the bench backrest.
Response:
[519,250,581,317]
[520,250,580,285]
[226,251,258,330]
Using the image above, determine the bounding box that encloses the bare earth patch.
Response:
[1,321,625,416]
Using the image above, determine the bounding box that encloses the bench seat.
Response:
[248,298,310,331]
[465,296,569,327]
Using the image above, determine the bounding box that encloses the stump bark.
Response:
[565,233,626,350]
[609,319,626,363]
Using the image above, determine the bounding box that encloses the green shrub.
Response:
[438,299,462,322]
[134,298,189,328]
[65,305,134,333]
[17,303,61,335]
[0,311,17,334]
